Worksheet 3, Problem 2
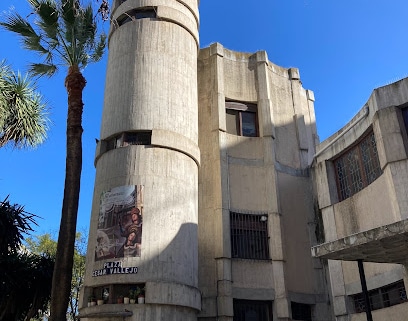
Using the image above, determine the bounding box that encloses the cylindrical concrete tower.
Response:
[81,0,200,320]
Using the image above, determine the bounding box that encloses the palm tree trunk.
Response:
[50,65,86,321]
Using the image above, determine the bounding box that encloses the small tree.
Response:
[0,197,54,321]
[26,232,87,321]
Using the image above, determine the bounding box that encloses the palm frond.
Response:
[1,0,106,70]
[0,12,36,37]
[32,0,60,43]
[61,0,77,28]
[0,68,49,149]
[89,33,106,63]
[28,63,57,78]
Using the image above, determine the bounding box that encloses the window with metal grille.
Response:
[333,130,382,201]
[230,212,269,260]
[105,131,151,151]
[233,299,273,321]
[351,280,407,313]
[226,101,258,137]
[291,302,312,321]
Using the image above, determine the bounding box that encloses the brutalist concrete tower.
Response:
[81,0,200,320]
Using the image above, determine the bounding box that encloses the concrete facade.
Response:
[80,1,408,320]
[312,78,408,320]
[196,44,330,321]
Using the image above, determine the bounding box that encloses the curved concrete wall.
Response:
[313,78,408,319]
[82,0,200,320]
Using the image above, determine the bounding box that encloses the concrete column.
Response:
[209,43,226,132]
[255,50,275,138]
[270,212,290,320]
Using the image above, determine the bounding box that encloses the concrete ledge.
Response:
[311,218,408,264]
[146,281,201,311]
[151,129,200,165]
[110,1,199,47]
[156,6,199,46]
[79,303,133,318]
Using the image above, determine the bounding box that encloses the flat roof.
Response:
[311,219,408,264]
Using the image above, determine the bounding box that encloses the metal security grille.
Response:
[230,212,269,260]
[334,130,382,201]
[233,299,273,321]
[351,280,407,313]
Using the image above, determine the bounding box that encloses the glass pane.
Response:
[241,112,257,137]
[226,109,240,135]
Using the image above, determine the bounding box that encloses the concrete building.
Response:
[79,1,408,320]
[312,78,408,321]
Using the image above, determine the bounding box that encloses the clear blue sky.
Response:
[1,0,407,235]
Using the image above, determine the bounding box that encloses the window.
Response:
[226,101,258,137]
[230,212,269,260]
[116,7,157,27]
[105,131,151,151]
[402,107,408,135]
[291,302,312,321]
[351,280,407,313]
[233,299,272,321]
[334,130,382,201]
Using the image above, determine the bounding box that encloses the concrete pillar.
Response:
[255,50,275,138]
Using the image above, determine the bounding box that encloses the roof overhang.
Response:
[311,219,408,264]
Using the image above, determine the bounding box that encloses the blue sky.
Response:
[1,0,407,235]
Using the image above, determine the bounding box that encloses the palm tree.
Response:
[0,1,106,319]
[0,61,48,148]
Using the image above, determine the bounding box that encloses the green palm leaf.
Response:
[0,62,49,148]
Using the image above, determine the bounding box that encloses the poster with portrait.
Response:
[95,185,143,261]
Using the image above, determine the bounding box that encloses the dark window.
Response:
[230,212,269,260]
[105,131,151,152]
[402,107,408,135]
[117,7,157,26]
[226,101,258,137]
[291,302,312,321]
[233,299,273,321]
[351,280,407,313]
[334,130,382,201]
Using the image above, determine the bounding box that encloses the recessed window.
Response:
[230,212,269,260]
[402,107,408,135]
[334,130,382,201]
[233,299,272,321]
[116,7,157,26]
[105,131,151,151]
[351,280,407,313]
[226,101,258,137]
[291,302,312,321]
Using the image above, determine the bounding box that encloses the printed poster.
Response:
[95,185,143,261]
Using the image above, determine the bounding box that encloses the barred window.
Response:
[233,299,272,321]
[230,212,269,260]
[351,280,407,313]
[291,302,312,321]
[334,130,382,201]
[226,101,258,137]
